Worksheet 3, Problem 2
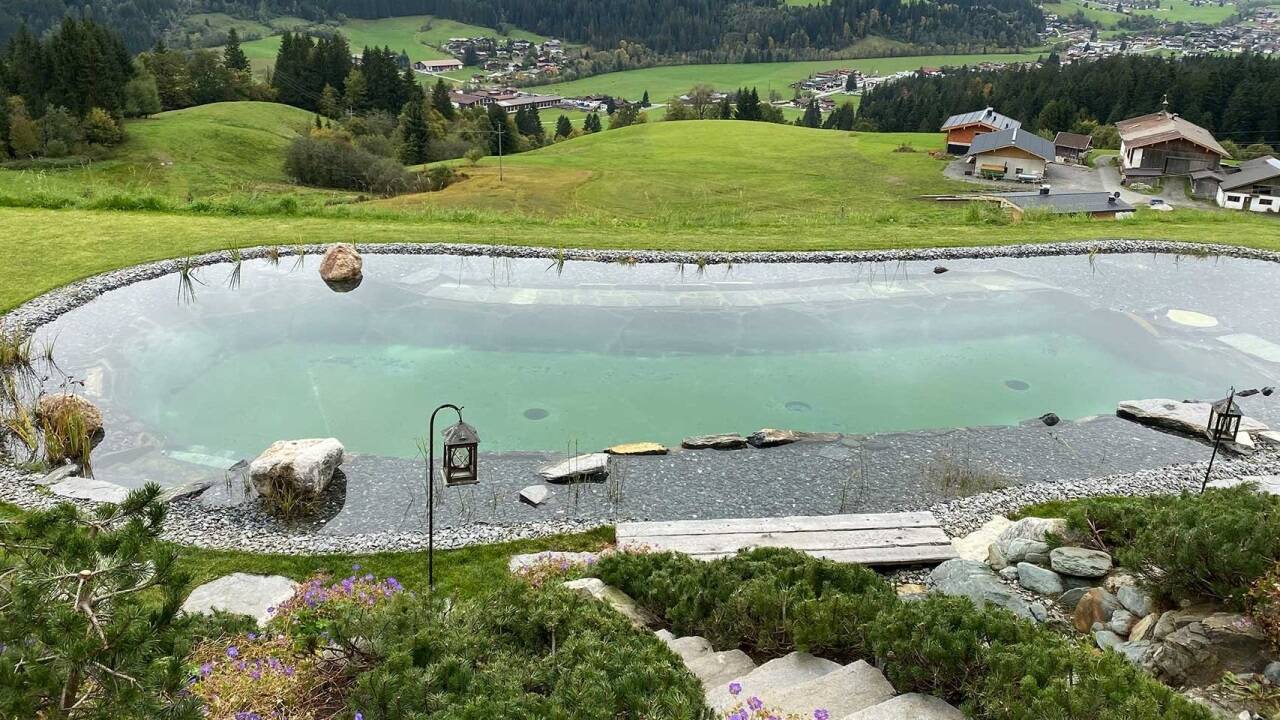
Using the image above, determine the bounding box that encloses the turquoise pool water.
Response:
[34,252,1278,483]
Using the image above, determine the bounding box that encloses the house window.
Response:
[1258,199,1273,206]
[1227,195,1242,203]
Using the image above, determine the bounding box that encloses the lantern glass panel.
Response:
[444,443,478,485]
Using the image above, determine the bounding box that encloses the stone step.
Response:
[840,693,965,720]
[767,660,896,718]
[688,649,757,691]
[664,635,715,665]
[707,651,841,710]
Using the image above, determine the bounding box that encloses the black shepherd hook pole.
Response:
[428,403,464,591]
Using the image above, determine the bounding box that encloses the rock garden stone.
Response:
[746,428,801,448]
[507,551,597,574]
[998,566,1019,581]
[1017,561,1064,595]
[1129,613,1159,642]
[987,516,1066,569]
[181,573,298,627]
[540,453,610,483]
[1109,609,1137,635]
[1265,661,1280,686]
[1117,584,1155,618]
[1072,588,1122,633]
[1058,586,1089,610]
[48,477,130,504]
[562,578,656,628]
[931,558,1035,620]
[952,515,1012,562]
[1154,607,1213,640]
[1095,629,1124,651]
[605,442,668,455]
[1117,640,1157,669]
[843,693,964,720]
[1152,613,1271,687]
[249,438,344,497]
[895,583,928,600]
[1050,546,1113,578]
[318,243,363,290]
[36,462,79,486]
[681,433,747,450]
[1030,603,1048,622]
[518,484,552,507]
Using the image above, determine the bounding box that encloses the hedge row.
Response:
[596,548,1213,720]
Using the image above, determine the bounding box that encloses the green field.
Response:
[3,101,1279,315]
[528,52,1045,102]
[237,15,555,73]
[1042,0,1245,27]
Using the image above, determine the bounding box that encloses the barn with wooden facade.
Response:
[1116,108,1230,182]
[940,107,1021,155]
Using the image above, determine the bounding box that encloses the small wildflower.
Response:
[728,681,742,696]
[748,696,763,710]
[814,710,829,720]
[226,646,239,659]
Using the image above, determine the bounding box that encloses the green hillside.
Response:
[0,102,323,202]
[390,121,961,223]
[529,52,1046,102]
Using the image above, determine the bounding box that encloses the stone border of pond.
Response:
[5,238,1280,335]
[4,239,1280,555]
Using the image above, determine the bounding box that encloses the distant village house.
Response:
[940,107,1021,155]
[965,127,1055,182]
[413,58,465,73]
[1192,156,1280,213]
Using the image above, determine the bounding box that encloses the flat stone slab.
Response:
[843,693,965,719]
[1217,333,1280,363]
[1117,398,1269,454]
[681,433,748,450]
[931,558,1035,620]
[605,442,669,456]
[746,428,801,448]
[540,453,610,483]
[508,550,598,574]
[48,477,130,504]
[1207,476,1280,495]
[707,651,840,711]
[562,578,656,627]
[1049,547,1113,578]
[518,484,552,507]
[951,515,1012,562]
[181,573,298,627]
[768,660,896,719]
[618,512,958,566]
[1165,309,1218,328]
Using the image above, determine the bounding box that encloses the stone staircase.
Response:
[655,629,963,719]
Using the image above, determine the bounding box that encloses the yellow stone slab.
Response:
[606,442,669,456]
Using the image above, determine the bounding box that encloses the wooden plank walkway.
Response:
[616,512,958,566]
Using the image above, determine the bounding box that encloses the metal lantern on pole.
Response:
[427,404,480,590]
[1202,389,1241,492]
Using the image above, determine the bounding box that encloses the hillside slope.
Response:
[0,102,315,201]
[389,121,964,223]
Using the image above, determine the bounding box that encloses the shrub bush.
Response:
[341,581,709,720]
[284,135,425,196]
[1249,562,1280,649]
[1045,487,1280,608]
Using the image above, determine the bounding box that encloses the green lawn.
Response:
[529,52,1045,102]
[238,15,556,73]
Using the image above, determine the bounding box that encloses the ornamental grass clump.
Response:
[187,633,346,720]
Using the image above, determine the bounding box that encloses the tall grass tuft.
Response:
[291,245,307,272]
[39,401,95,473]
[177,257,204,304]
[226,248,244,289]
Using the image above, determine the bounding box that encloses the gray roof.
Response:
[993,190,1135,214]
[967,127,1055,163]
[941,107,1021,132]
[1219,156,1280,191]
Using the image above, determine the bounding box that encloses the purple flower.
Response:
[728,681,742,696]
[355,714,364,720]
[226,646,239,658]
[748,696,763,710]
[352,564,362,571]
[814,710,829,720]
[199,662,214,677]
[247,632,257,641]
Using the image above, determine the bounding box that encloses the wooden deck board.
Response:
[617,512,957,567]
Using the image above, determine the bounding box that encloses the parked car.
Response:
[1015,172,1043,183]
[1148,198,1173,212]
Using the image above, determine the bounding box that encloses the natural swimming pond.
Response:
[33,251,1280,490]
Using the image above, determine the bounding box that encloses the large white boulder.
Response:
[540,453,610,483]
[182,573,298,627]
[249,438,345,497]
[1117,398,1269,454]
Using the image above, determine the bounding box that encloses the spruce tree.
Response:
[398,98,432,164]
[717,96,732,119]
[223,27,250,72]
[800,98,822,128]
[641,90,650,107]
[583,112,602,133]
[734,87,761,121]
[555,114,573,138]
[430,79,455,120]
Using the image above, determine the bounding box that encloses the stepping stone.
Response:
[606,442,668,455]
[665,635,714,664]
[1165,309,1218,328]
[518,484,552,507]
[951,515,1012,562]
[1207,476,1280,495]
[181,573,298,627]
[843,693,964,719]
[48,477,130,504]
[768,660,896,719]
[746,428,801,448]
[562,578,656,628]
[540,453,609,483]
[681,433,748,450]
[507,551,597,574]
[707,651,841,711]
[36,462,79,486]
[688,649,756,691]
[1117,398,1268,454]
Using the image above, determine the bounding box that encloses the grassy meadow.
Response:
[236,15,555,73]
[3,101,1279,314]
[529,52,1046,102]
[1042,0,1249,27]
